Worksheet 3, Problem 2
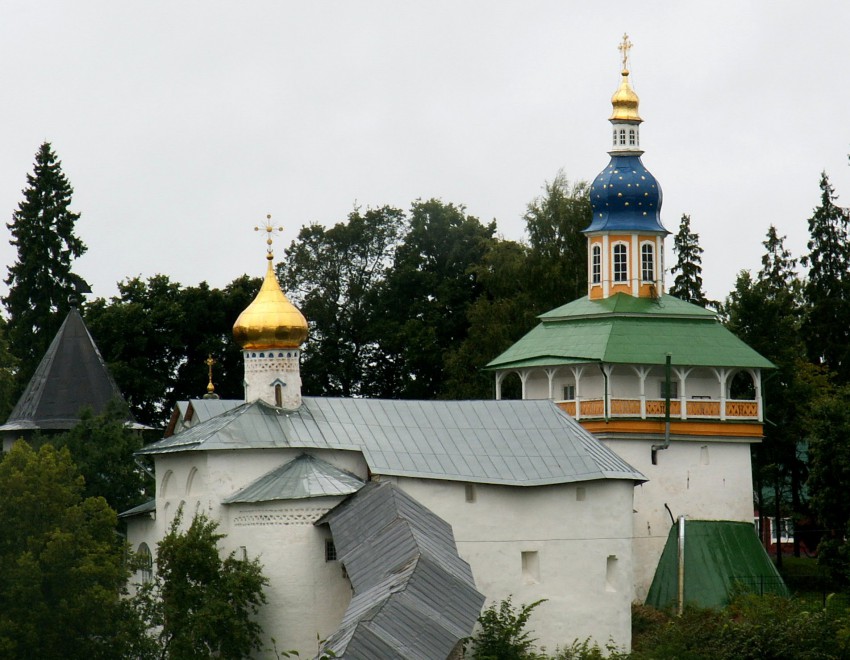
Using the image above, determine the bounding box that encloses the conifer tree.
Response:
[801,171,850,382]
[669,213,708,306]
[3,142,88,389]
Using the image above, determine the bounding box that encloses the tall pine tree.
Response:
[4,142,88,390]
[669,213,708,306]
[801,171,850,382]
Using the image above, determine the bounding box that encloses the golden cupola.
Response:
[609,34,642,123]
[233,223,308,350]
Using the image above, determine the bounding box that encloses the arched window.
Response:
[612,129,617,147]
[619,128,626,146]
[591,245,602,284]
[629,129,636,146]
[641,243,655,282]
[137,543,153,583]
[275,383,283,407]
[613,244,628,283]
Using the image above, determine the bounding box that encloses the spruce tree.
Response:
[3,142,88,389]
[801,171,850,382]
[669,213,708,306]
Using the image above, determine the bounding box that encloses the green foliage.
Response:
[801,171,850,383]
[46,400,152,515]
[281,206,404,398]
[0,442,133,659]
[131,507,268,659]
[377,199,496,399]
[669,213,708,306]
[4,142,88,391]
[631,596,850,660]
[806,383,850,581]
[85,274,259,426]
[468,597,546,660]
[524,172,591,309]
[0,318,18,421]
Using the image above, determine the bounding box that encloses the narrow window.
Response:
[700,446,710,466]
[275,383,283,407]
[576,486,586,502]
[563,385,576,401]
[465,483,477,503]
[629,128,636,145]
[137,543,153,583]
[612,128,618,147]
[619,128,626,145]
[641,243,655,282]
[325,540,337,562]
[613,244,628,283]
[606,555,618,592]
[591,245,601,284]
[522,551,540,583]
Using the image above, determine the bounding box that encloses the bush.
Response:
[467,597,546,660]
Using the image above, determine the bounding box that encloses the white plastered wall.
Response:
[600,437,755,599]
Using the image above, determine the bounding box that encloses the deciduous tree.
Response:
[0,442,132,658]
[132,508,268,658]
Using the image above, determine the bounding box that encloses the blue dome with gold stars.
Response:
[585,154,667,234]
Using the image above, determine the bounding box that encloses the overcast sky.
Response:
[1,2,848,306]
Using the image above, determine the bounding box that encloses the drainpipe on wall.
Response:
[677,515,686,616]
[598,362,609,421]
[651,353,673,463]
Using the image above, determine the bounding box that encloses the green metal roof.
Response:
[645,520,788,609]
[487,294,773,370]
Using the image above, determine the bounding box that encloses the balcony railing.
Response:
[556,397,760,421]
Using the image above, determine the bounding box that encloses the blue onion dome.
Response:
[585,155,666,234]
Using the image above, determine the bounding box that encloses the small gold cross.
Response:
[618,33,633,71]
[255,214,284,260]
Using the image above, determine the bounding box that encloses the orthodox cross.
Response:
[618,33,633,71]
[255,214,284,260]
[205,354,216,395]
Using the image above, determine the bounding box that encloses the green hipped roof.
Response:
[486,294,773,370]
[645,520,788,610]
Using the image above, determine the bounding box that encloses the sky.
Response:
[0,2,848,305]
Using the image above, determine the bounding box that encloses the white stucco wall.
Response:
[600,437,755,599]
[392,476,637,653]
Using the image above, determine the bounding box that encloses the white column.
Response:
[712,368,729,421]
[571,365,586,420]
[674,367,692,420]
[602,235,610,298]
[495,372,503,400]
[519,371,530,400]
[631,234,639,296]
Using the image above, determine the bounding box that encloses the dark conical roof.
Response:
[0,308,133,432]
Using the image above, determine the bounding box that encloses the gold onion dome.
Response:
[610,68,642,122]
[232,257,308,350]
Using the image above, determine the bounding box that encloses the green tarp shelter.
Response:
[646,520,788,610]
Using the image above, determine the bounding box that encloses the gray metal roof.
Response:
[138,397,645,486]
[318,481,485,659]
[0,308,134,432]
[118,498,156,518]
[222,453,364,503]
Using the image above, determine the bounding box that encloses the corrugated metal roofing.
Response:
[222,453,364,503]
[487,294,773,370]
[138,398,645,486]
[318,481,485,659]
[0,308,134,432]
[118,498,156,518]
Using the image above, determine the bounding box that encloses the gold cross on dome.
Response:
[255,214,284,260]
[618,33,633,71]
[204,354,216,394]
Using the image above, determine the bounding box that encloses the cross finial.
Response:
[618,33,633,72]
[205,354,216,394]
[254,214,284,261]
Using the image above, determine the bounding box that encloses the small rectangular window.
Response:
[465,483,477,503]
[641,244,655,282]
[522,551,540,583]
[591,245,602,285]
[325,539,337,562]
[606,555,618,592]
[613,244,628,283]
[563,385,576,401]
[576,486,586,502]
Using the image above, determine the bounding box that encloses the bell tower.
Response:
[585,34,668,300]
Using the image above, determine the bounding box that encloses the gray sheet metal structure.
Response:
[139,397,645,486]
[317,481,485,659]
[0,308,135,434]
[223,453,364,503]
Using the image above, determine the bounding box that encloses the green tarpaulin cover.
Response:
[646,520,788,610]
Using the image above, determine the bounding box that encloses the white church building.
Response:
[124,38,771,658]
